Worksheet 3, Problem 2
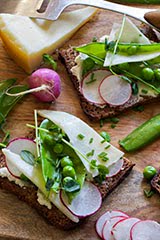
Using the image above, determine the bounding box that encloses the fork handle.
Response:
[68,0,160,30]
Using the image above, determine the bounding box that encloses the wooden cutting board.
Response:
[0,7,160,240]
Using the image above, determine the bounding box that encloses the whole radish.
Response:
[6,68,61,103]
[28,68,61,102]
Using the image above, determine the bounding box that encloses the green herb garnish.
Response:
[77,133,85,140]
[43,53,57,70]
[20,150,36,166]
[144,189,155,198]
[141,89,148,94]
[63,177,80,193]
[86,73,96,84]
[100,131,111,142]
[89,137,94,144]
[86,149,95,157]
[110,118,120,124]
[132,105,144,112]
[98,152,109,162]
[105,145,111,149]
[132,82,139,95]
[111,123,116,129]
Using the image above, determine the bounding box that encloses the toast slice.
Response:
[151,170,160,195]
[59,25,160,121]
[0,149,134,229]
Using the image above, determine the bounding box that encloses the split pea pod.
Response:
[119,114,160,152]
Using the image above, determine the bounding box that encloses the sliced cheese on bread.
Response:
[2,148,79,223]
[104,17,160,67]
[38,110,124,177]
[0,7,97,73]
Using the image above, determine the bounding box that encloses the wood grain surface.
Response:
[0,7,160,240]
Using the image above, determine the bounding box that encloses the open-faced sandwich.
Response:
[0,110,134,229]
[59,17,160,120]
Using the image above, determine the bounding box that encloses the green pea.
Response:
[43,134,56,146]
[127,46,138,55]
[61,156,73,168]
[63,176,74,185]
[143,165,157,180]
[53,143,63,153]
[154,69,160,81]
[142,67,154,81]
[62,166,76,178]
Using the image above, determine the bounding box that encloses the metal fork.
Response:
[1,0,160,31]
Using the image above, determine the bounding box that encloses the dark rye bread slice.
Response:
[59,26,160,121]
[0,151,134,230]
[151,170,160,195]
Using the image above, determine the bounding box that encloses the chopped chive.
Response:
[86,73,96,84]
[111,123,116,129]
[110,117,119,124]
[100,119,104,128]
[89,137,94,144]
[132,105,144,112]
[144,189,155,198]
[98,152,109,162]
[0,143,6,148]
[77,133,85,140]
[105,145,111,149]
[141,89,148,94]
[100,131,111,142]
[86,149,95,157]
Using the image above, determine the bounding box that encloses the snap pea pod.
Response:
[119,114,160,152]
[75,42,160,59]
[39,119,86,201]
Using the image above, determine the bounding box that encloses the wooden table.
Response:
[0,6,160,240]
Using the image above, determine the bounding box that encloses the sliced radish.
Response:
[99,75,132,106]
[112,217,140,240]
[106,158,124,178]
[60,181,102,218]
[131,220,160,240]
[81,69,111,105]
[96,210,129,238]
[102,216,128,240]
[6,138,37,178]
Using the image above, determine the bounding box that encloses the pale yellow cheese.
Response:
[0,7,97,73]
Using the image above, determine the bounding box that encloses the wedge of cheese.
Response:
[0,7,97,73]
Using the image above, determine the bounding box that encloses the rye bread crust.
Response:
[0,151,134,229]
[59,26,160,121]
[151,170,160,195]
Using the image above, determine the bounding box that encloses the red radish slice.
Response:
[131,220,160,240]
[102,216,128,240]
[106,158,124,178]
[112,217,140,240]
[60,181,102,218]
[81,69,111,105]
[99,75,132,106]
[6,138,37,178]
[96,210,129,238]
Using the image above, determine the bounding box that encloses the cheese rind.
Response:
[0,7,97,73]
